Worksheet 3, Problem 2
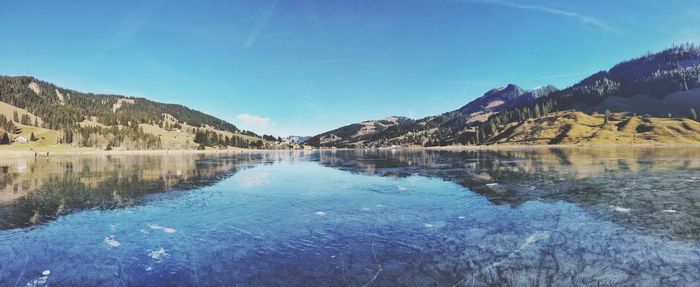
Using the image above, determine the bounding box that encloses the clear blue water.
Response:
[1,148,700,286]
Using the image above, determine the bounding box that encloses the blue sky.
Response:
[1,0,699,136]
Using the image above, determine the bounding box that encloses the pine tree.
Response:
[0,132,9,144]
[604,110,610,125]
[30,132,36,141]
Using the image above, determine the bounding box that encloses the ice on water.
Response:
[104,235,121,248]
[1,149,700,286]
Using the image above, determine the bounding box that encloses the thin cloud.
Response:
[521,72,589,82]
[236,113,271,127]
[260,32,294,40]
[243,2,278,49]
[466,0,617,33]
[509,67,522,80]
[238,171,269,188]
[93,4,155,61]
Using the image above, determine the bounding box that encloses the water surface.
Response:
[1,148,700,286]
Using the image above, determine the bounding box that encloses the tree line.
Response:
[0,76,242,132]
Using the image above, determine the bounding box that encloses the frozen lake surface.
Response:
[1,148,700,286]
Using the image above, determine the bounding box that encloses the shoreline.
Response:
[423,143,700,151]
[2,143,700,158]
[0,148,277,159]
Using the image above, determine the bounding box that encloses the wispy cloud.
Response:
[260,31,294,40]
[238,171,269,188]
[93,4,155,61]
[243,2,278,49]
[521,72,589,82]
[236,113,271,127]
[509,67,522,80]
[466,0,616,33]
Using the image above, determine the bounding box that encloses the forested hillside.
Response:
[548,44,700,108]
[307,116,413,147]
[0,76,238,131]
[0,76,276,150]
[309,44,700,148]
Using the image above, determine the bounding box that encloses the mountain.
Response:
[309,44,700,148]
[545,45,700,115]
[457,84,558,122]
[306,84,558,148]
[0,76,239,132]
[306,116,413,147]
[0,76,270,150]
[284,136,310,144]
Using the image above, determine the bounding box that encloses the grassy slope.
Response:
[0,124,95,153]
[0,99,266,152]
[0,101,43,125]
[139,123,263,150]
[490,111,700,145]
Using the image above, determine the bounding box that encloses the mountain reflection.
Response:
[3,148,700,241]
[318,147,700,240]
[0,152,302,230]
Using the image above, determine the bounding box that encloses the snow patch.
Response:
[148,248,168,261]
[149,224,176,234]
[104,235,121,247]
[484,100,505,110]
[521,231,550,249]
[26,270,50,287]
[611,206,631,213]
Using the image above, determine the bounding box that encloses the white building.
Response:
[14,136,28,144]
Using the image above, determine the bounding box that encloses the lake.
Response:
[1,148,700,286]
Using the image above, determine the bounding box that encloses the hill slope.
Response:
[490,111,700,145]
[458,84,557,118]
[308,116,413,147]
[0,76,239,131]
[0,76,271,150]
[309,45,700,148]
